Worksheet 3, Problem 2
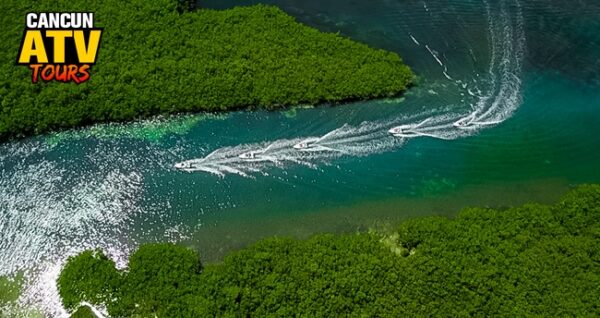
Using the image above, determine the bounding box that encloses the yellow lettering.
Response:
[18,31,48,64]
[73,30,102,64]
[45,30,73,63]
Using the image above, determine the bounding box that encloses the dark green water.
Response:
[0,0,599,315]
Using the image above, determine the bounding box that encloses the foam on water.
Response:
[0,0,532,316]
[0,149,147,314]
[177,0,525,178]
[409,33,420,46]
[0,136,185,316]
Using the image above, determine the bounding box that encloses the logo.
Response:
[16,13,103,84]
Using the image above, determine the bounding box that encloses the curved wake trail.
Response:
[0,1,530,316]
[177,0,526,178]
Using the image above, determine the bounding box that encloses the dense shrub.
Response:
[110,244,203,317]
[0,0,413,141]
[57,250,120,311]
[70,306,96,318]
[58,185,600,317]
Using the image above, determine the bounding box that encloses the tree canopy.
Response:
[58,184,600,317]
[0,0,413,141]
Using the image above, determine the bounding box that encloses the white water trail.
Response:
[176,0,525,178]
[472,0,525,124]
[0,1,529,316]
[425,44,453,80]
[409,33,421,46]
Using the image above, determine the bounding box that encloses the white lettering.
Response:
[38,14,48,28]
[49,13,60,29]
[26,13,37,29]
[82,13,93,29]
[60,13,70,28]
[24,13,95,29]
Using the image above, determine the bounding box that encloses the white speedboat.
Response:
[453,113,477,129]
[292,139,342,152]
[293,138,321,150]
[174,161,196,172]
[238,150,278,163]
[293,124,353,152]
[238,143,279,162]
[453,113,502,129]
[174,161,225,176]
[175,149,221,170]
[239,151,261,159]
[388,118,433,137]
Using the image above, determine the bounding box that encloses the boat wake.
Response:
[176,0,525,177]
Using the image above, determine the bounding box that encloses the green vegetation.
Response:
[58,184,600,317]
[57,250,120,311]
[0,273,44,318]
[0,0,413,141]
[70,306,97,318]
[0,273,23,305]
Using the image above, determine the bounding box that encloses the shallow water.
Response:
[1,0,599,315]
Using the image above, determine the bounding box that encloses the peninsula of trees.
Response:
[0,0,413,141]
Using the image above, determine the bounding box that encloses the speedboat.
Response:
[174,162,190,169]
[388,125,420,137]
[176,149,221,169]
[293,125,352,151]
[453,113,502,129]
[174,161,225,176]
[293,138,320,150]
[238,150,277,162]
[239,151,261,160]
[174,161,196,172]
[453,113,477,129]
[239,143,279,162]
[388,118,433,137]
[292,139,342,152]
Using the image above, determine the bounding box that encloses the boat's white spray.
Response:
[0,1,527,316]
[409,33,421,46]
[177,0,525,177]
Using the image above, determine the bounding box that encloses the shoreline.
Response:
[55,183,600,316]
[186,177,573,262]
[0,0,413,142]
[2,89,412,144]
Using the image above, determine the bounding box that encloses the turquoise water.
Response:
[1,0,599,315]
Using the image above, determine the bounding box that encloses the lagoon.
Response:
[1,0,599,315]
